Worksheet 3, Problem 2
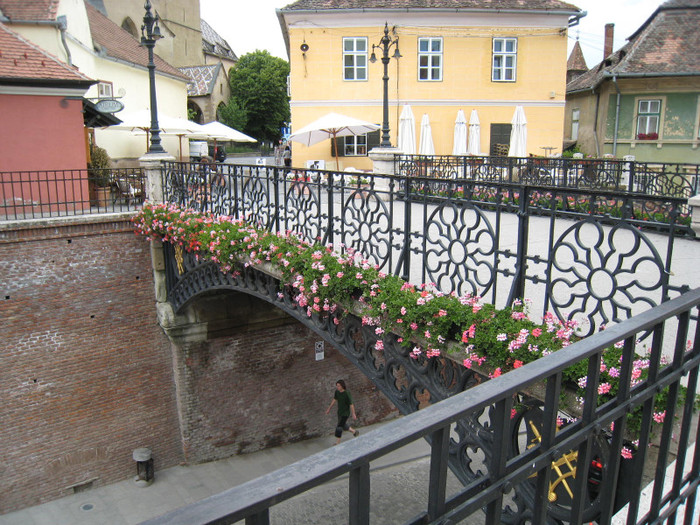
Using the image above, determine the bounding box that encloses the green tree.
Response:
[228,50,290,143]
[218,99,248,132]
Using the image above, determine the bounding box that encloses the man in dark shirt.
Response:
[325,379,359,445]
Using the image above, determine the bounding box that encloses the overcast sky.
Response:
[199,0,666,68]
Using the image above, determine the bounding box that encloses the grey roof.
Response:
[179,63,222,97]
[201,19,237,62]
[567,0,700,93]
[280,0,581,12]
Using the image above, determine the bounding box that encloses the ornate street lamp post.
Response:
[141,0,164,153]
[370,23,401,148]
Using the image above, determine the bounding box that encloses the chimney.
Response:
[604,23,614,58]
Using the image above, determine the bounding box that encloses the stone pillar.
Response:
[369,147,400,199]
[139,151,175,203]
[689,195,700,236]
[369,146,400,175]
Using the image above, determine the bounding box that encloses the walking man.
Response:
[325,379,359,445]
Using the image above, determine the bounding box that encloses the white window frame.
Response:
[571,108,580,141]
[344,134,368,156]
[97,81,113,98]
[343,37,368,81]
[418,37,443,81]
[492,38,517,82]
[635,98,662,138]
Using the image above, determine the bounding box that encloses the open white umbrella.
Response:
[287,112,379,170]
[397,105,416,155]
[105,110,207,160]
[196,121,256,143]
[452,110,468,156]
[467,109,481,156]
[418,113,435,155]
[508,106,527,157]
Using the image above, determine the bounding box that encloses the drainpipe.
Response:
[592,88,601,157]
[56,15,73,66]
[612,75,621,157]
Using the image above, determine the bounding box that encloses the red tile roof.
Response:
[0,0,59,22]
[180,64,221,96]
[0,21,93,84]
[567,0,700,93]
[85,3,187,81]
[281,0,581,11]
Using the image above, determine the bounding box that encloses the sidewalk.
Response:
[0,420,432,525]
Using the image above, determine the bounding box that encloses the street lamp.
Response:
[370,23,401,148]
[141,0,164,153]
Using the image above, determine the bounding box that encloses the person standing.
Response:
[325,379,359,445]
[283,145,292,167]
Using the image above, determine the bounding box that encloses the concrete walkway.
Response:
[0,419,456,525]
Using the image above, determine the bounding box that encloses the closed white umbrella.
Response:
[418,113,435,155]
[452,109,468,156]
[508,106,527,157]
[288,112,379,170]
[397,104,416,155]
[467,109,481,156]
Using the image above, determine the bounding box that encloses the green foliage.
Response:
[228,50,290,143]
[218,99,248,132]
[87,144,112,186]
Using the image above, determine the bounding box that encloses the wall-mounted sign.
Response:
[315,341,324,361]
[95,98,124,114]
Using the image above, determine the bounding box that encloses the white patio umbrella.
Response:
[452,110,468,156]
[508,106,528,157]
[287,112,379,170]
[467,109,481,156]
[418,113,435,155]
[196,121,256,143]
[105,110,208,160]
[397,104,416,155]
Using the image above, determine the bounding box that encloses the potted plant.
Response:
[88,144,113,207]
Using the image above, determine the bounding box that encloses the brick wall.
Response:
[0,216,184,513]
[0,216,398,513]
[175,320,397,463]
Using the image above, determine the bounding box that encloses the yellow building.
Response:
[277,0,583,171]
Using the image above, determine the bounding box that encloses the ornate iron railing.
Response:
[143,281,700,525]
[160,162,698,338]
[154,161,700,524]
[395,155,700,201]
[0,167,146,220]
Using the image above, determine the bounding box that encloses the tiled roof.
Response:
[0,21,93,84]
[567,0,700,93]
[85,3,187,81]
[201,19,237,61]
[567,40,587,71]
[281,0,581,11]
[179,64,221,96]
[0,0,59,21]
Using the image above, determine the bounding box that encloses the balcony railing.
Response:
[0,167,146,220]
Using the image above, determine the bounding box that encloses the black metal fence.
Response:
[161,161,698,338]
[153,161,700,524]
[0,167,146,220]
[143,285,700,525]
[396,155,700,200]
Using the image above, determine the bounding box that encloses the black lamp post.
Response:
[370,23,401,148]
[141,0,164,153]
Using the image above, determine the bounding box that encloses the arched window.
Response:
[188,101,203,124]
[216,102,227,122]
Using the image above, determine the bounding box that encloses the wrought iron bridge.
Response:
[146,161,699,524]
